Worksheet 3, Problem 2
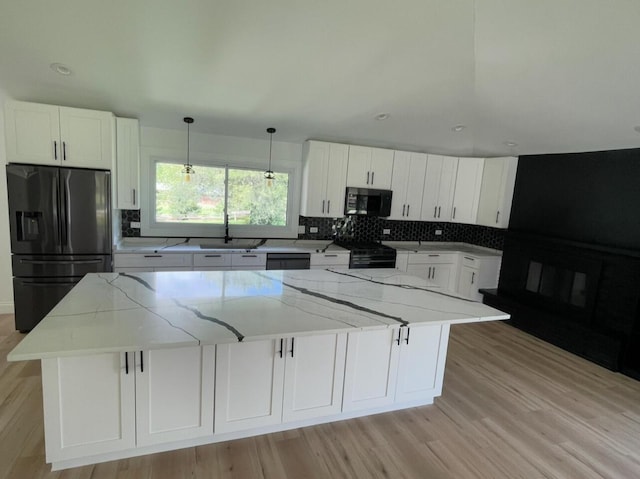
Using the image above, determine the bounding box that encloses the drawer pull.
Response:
[428,254,439,257]
[241,254,258,258]
[204,254,222,258]
[464,256,475,261]
[144,255,162,258]
[324,254,338,258]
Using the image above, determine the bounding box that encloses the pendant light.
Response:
[264,127,276,187]
[182,117,195,182]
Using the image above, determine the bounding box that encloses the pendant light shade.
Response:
[182,117,195,182]
[265,127,276,187]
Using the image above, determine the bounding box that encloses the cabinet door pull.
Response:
[496,211,500,224]
[144,254,162,258]
[132,189,136,206]
[278,338,284,358]
[204,254,222,258]
[140,351,144,372]
[471,272,475,284]
[402,204,406,216]
[324,254,338,257]
[438,206,441,218]
[427,266,431,279]
[242,254,257,258]
[464,256,475,261]
[62,141,67,161]
[322,200,325,213]
[327,200,330,214]
[125,352,129,374]
[371,171,375,184]
[406,204,410,216]
[428,254,439,257]
[453,207,456,219]
[405,327,410,345]
[366,171,370,184]
[432,267,436,280]
[433,206,437,218]
[290,337,295,358]
[53,141,58,160]
[396,329,402,345]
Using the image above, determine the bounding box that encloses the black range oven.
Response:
[334,241,397,269]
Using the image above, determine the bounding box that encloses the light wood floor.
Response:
[2,313,640,479]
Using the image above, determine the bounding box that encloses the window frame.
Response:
[140,147,301,238]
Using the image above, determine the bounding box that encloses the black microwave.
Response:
[344,187,393,216]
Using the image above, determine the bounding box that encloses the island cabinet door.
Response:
[342,328,401,412]
[135,346,215,447]
[41,352,136,463]
[395,324,450,403]
[214,339,285,434]
[282,333,347,423]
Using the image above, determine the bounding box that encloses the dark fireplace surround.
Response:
[483,231,640,379]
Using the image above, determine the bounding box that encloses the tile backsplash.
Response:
[120,210,505,250]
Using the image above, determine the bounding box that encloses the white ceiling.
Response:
[1,0,640,157]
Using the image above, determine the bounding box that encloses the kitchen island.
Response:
[8,268,509,470]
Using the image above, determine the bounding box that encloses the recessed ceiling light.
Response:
[634,126,640,133]
[504,141,518,147]
[375,113,390,121]
[452,125,465,132]
[50,63,72,76]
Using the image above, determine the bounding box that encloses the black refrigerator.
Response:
[7,164,112,332]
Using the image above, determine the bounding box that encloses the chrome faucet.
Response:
[224,214,232,243]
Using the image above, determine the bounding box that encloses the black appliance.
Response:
[334,241,397,269]
[344,187,392,217]
[266,253,311,270]
[7,164,112,332]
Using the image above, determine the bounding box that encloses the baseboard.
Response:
[0,301,14,315]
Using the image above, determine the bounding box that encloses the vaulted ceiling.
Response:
[1,0,639,156]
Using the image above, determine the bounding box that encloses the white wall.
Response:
[0,88,14,313]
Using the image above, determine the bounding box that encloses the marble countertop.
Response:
[114,239,349,254]
[384,241,502,257]
[8,269,508,361]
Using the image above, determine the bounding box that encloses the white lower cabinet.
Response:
[135,346,215,447]
[41,346,214,463]
[457,255,501,301]
[343,324,449,412]
[214,333,347,434]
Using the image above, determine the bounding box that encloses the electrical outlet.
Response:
[309,226,319,233]
[298,225,306,234]
[130,221,141,228]
[382,228,391,235]
[434,229,442,236]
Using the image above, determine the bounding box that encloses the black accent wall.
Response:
[510,148,640,251]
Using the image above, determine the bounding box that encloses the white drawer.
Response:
[193,253,232,268]
[113,253,192,268]
[231,253,266,268]
[408,253,458,265]
[461,255,480,269]
[310,253,350,267]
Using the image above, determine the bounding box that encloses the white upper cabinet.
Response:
[420,155,458,221]
[114,118,140,210]
[5,101,114,169]
[346,145,394,189]
[451,157,485,224]
[389,151,427,220]
[300,141,348,217]
[476,156,518,228]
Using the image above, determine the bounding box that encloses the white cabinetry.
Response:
[451,157,485,224]
[135,346,215,446]
[457,254,501,301]
[41,345,213,462]
[343,324,449,412]
[4,100,114,169]
[421,155,458,221]
[231,253,266,270]
[115,118,140,209]
[476,156,518,228]
[113,253,193,272]
[193,253,232,270]
[310,252,350,270]
[389,151,427,220]
[215,333,347,433]
[346,145,394,189]
[406,253,459,291]
[300,141,348,217]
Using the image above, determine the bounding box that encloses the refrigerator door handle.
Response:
[60,175,69,248]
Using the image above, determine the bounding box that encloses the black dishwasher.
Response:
[266,253,311,270]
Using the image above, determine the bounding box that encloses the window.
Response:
[144,157,297,238]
